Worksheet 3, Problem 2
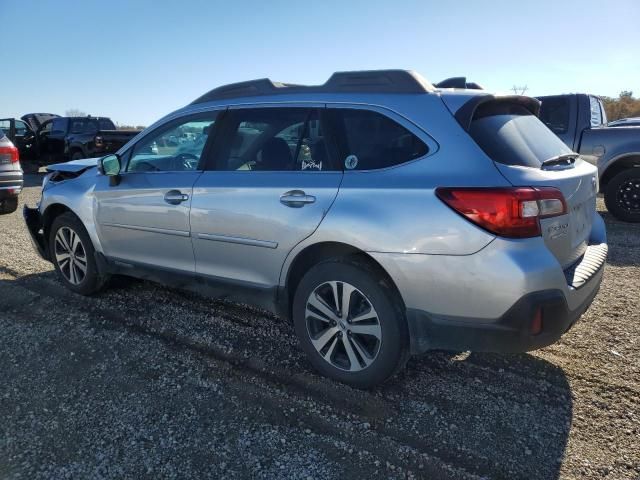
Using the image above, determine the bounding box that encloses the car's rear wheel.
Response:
[49,212,107,295]
[605,169,640,223]
[0,197,18,214]
[71,151,84,161]
[293,260,408,388]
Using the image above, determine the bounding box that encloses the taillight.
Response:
[435,187,567,238]
[0,144,19,163]
[94,135,104,147]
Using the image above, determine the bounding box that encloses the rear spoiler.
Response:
[454,95,541,131]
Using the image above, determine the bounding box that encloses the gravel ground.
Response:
[0,175,638,480]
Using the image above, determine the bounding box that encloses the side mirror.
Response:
[99,154,122,186]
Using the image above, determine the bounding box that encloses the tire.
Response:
[292,259,409,388]
[604,169,640,223]
[49,212,108,295]
[0,197,18,214]
[71,151,84,161]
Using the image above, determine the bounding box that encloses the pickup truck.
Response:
[538,94,640,222]
[36,116,141,165]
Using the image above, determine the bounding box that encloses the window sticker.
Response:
[344,154,358,170]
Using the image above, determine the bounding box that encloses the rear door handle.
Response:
[280,190,316,208]
[164,190,189,205]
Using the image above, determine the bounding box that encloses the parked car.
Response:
[35,116,141,164]
[537,94,640,222]
[24,70,607,387]
[0,129,23,214]
[607,117,640,128]
[0,116,39,165]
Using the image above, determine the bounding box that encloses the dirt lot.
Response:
[0,175,638,480]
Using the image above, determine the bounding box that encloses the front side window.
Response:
[127,114,218,172]
[216,108,333,172]
[39,121,52,136]
[330,109,428,170]
[14,120,29,135]
[51,118,68,135]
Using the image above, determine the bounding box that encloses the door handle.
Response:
[164,190,189,205]
[280,190,316,208]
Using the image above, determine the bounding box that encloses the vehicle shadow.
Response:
[22,172,45,188]
[374,350,572,479]
[0,270,573,480]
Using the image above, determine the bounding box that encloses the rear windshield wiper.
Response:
[540,153,578,170]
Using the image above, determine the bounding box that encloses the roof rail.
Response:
[435,77,484,90]
[191,70,434,104]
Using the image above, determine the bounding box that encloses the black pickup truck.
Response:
[538,94,640,222]
[0,115,141,172]
[37,116,140,164]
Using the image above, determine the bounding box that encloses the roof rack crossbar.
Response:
[191,70,434,104]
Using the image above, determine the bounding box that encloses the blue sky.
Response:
[3,0,639,126]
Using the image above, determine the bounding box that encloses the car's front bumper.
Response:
[23,205,49,261]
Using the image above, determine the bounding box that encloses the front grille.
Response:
[564,242,608,289]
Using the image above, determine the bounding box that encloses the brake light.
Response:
[94,135,104,147]
[0,144,19,163]
[435,187,567,238]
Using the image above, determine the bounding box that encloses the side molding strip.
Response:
[101,222,190,237]
[196,232,278,249]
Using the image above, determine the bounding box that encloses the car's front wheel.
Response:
[49,212,108,295]
[293,260,409,388]
[605,169,640,223]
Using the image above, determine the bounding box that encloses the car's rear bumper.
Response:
[371,213,607,355]
[23,205,49,261]
[0,170,23,198]
[405,277,601,354]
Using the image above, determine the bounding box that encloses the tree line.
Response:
[601,91,640,121]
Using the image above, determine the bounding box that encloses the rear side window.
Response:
[539,96,570,134]
[330,109,428,170]
[589,96,603,127]
[469,103,573,167]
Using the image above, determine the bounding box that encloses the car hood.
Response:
[45,157,100,174]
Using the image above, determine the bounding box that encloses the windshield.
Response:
[470,105,573,168]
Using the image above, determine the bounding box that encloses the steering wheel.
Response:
[175,153,199,170]
[134,161,161,172]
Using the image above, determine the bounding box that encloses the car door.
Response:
[190,105,343,290]
[12,119,36,160]
[93,111,220,273]
[48,118,69,161]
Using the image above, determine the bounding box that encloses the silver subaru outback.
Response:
[24,70,607,388]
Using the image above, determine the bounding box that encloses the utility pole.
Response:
[511,85,528,95]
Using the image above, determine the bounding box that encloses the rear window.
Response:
[539,96,570,134]
[469,103,573,167]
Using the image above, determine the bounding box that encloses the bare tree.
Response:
[511,85,528,95]
[65,109,87,117]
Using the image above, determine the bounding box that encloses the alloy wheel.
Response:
[305,281,382,372]
[54,227,88,285]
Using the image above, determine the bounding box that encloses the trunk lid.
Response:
[466,98,598,268]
